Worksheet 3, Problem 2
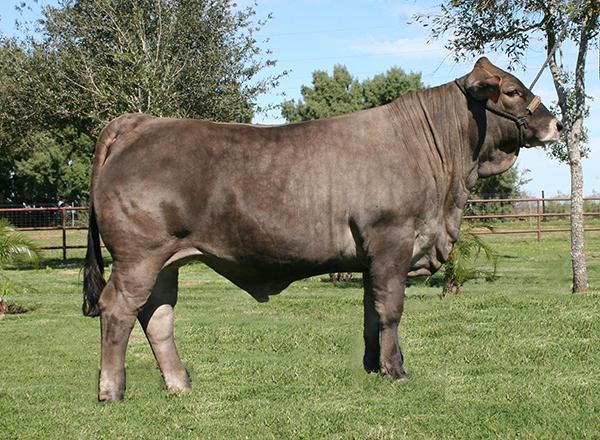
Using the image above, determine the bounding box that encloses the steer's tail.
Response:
[82,200,105,317]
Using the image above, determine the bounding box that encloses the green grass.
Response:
[1,232,599,439]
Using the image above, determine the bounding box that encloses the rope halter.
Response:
[454,79,542,148]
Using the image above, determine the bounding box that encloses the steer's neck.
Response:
[388,81,482,243]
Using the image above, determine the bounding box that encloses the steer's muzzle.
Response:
[538,117,563,143]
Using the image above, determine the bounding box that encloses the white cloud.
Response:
[350,36,445,57]
[369,0,434,18]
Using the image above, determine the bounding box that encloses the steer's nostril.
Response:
[556,120,564,132]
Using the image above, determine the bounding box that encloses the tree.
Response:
[281,65,423,121]
[418,0,599,293]
[0,0,284,204]
[467,168,531,217]
[472,168,529,200]
[13,129,93,204]
[0,38,40,203]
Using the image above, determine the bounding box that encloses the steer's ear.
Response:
[465,62,501,103]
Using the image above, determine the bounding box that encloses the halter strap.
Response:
[454,79,541,148]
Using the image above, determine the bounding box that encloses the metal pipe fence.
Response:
[1,197,600,260]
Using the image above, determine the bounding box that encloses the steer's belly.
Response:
[164,244,365,302]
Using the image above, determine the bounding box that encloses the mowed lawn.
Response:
[1,231,599,439]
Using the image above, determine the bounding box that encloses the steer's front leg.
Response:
[362,271,380,373]
[362,232,411,379]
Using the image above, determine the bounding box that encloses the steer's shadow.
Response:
[4,256,113,271]
[318,275,435,289]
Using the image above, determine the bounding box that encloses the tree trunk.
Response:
[568,121,588,293]
[567,4,597,293]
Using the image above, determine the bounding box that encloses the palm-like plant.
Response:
[0,219,42,316]
[441,226,497,297]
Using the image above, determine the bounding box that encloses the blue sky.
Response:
[1,0,598,196]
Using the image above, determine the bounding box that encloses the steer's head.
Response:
[460,57,562,177]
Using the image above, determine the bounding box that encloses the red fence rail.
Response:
[1,197,600,260]
[464,196,600,241]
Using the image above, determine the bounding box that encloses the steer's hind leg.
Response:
[138,266,191,394]
[98,262,160,402]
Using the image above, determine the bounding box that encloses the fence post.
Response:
[61,208,67,261]
[536,199,541,241]
[541,190,546,221]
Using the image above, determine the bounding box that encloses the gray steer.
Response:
[83,57,561,401]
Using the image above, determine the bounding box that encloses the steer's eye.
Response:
[505,89,520,97]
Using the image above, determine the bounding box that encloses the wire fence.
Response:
[1,197,600,261]
[0,206,88,261]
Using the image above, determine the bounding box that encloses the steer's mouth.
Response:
[524,138,546,148]
[525,118,563,148]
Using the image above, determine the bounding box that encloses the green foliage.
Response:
[547,72,591,163]
[467,167,530,217]
[31,0,281,130]
[0,219,42,268]
[0,0,284,204]
[281,65,364,121]
[417,1,598,69]
[472,168,527,200]
[281,65,423,122]
[0,219,41,314]
[0,276,32,315]
[0,277,14,297]
[363,67,423,107]
[0,280,9,315]
[441,226,497,296]
[12,128,93,204]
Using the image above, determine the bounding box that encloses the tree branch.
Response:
[574,2,599,115]
[545,6,568,116]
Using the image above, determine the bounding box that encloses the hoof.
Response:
[164,371,192,395]
[363,355,380,374]
[381,362,408,380]
[98,375,125,402]
[388,370,408,380]
[167,385,192,395]
[98,390,124,402]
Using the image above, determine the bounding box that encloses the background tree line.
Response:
[0,0,283,205]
